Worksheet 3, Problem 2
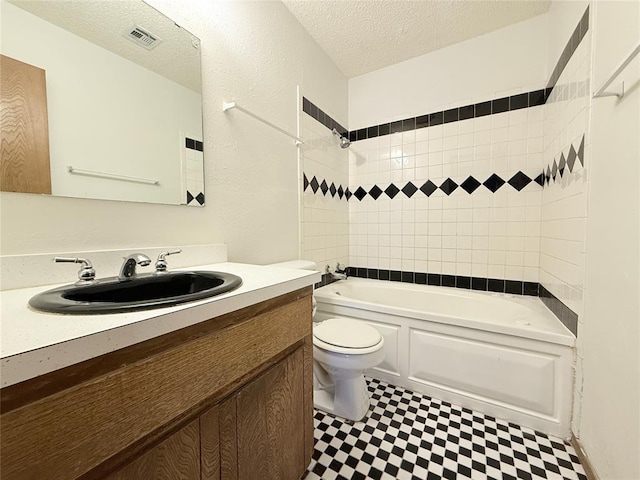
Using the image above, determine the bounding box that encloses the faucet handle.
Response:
[54,257,96,284]
[155,249,182,272]
[335,262,347,274]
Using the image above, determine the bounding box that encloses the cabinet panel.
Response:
[106,420,200,480]
[236,347,305,480]
[200,406,220,480]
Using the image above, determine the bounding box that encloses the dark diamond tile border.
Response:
[483,174,506,193]
[420,180,438,197]
[401,181,418,198]
[542,134,586,187]
[439,178,458,196]
[461,176,481,194]
[186,191,205,206]
[385,183,400,199]
[354,186,367,201]
[509,171,533,191]
[304,172,541,201]
[303,174,348,201]
[369,185,382,200]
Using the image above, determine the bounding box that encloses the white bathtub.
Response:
[314,278,575,438]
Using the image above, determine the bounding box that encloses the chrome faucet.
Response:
[54,257,96,284]
[334,262,348,280]
[119,253,151,281]
[155,249,182,273]
[326,262,348,281]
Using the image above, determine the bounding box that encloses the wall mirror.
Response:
[0,0,204,206]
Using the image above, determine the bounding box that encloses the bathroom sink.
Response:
[28,271,243,314]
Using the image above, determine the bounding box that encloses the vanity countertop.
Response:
[0,263,320,388]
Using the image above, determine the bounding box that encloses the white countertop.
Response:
[0,263,320,388]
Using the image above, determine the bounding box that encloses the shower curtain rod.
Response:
[222,101,304,146]
[593,43,640,99]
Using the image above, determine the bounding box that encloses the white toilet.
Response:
[313,318,384,420]
[269,260,385,421]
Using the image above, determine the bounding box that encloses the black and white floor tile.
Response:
[305,378,587,480]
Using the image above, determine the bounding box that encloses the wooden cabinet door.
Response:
[106,419,202,480]
[105,404,221,480]
[0,54,51,194]
[232,347,306,480]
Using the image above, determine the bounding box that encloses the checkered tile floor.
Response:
[304,377,587,480]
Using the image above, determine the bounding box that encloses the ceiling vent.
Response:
[123,25,162,50]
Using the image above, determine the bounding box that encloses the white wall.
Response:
[346,14,548,283]
[0,0,347,265]
[349,14,548,129]
[578,1,640,478]
[2,2,201,205]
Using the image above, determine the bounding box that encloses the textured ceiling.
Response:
[9,0,201,92]
[282,0,551,78]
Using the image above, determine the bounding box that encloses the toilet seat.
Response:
[313,318,383,355]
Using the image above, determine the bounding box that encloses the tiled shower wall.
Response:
[300,100,349,274]
[299,6,591,331]
[348,104,545,287]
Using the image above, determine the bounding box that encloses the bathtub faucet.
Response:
[327,262,348,281]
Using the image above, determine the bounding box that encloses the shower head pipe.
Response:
[332,128,351,149]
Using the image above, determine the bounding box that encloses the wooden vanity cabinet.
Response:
[0,287,314,480]
[106,417,203,480]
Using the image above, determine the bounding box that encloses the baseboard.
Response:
[571,435,599,480]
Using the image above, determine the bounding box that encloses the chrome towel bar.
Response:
[67,166,160,185]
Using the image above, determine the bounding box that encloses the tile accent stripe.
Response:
[185,137,203,152]
[547,6,589,93]
[348,88,548,143]
[540,285,579,336]
[302,97,347,137]
[346,266,540,296]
